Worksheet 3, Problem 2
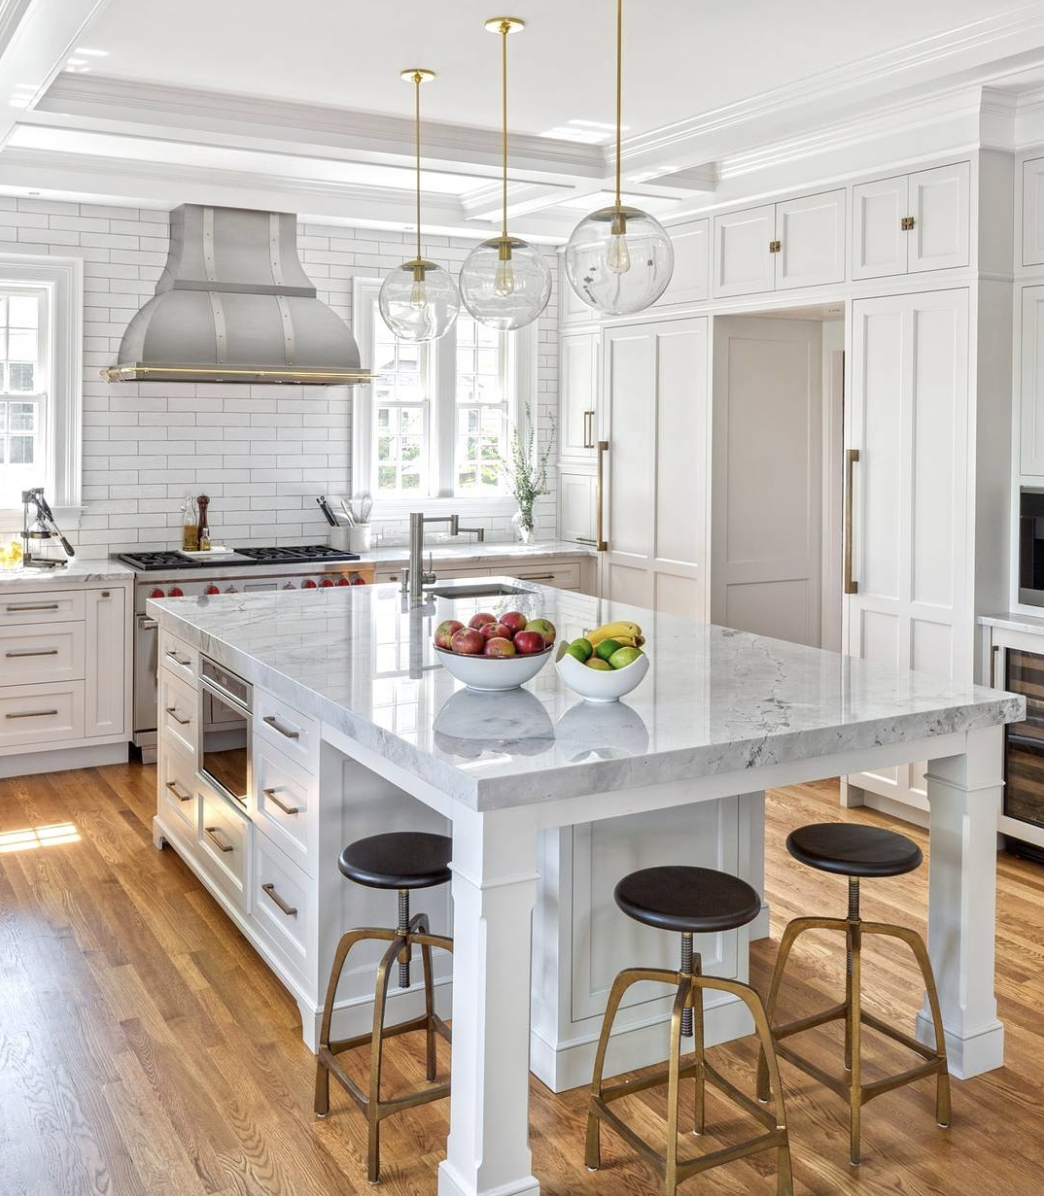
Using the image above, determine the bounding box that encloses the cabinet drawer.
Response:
[159,669,198,756]
[511,562,581,590]
[199,785,249,908]
[159,630,198,683]
[255,690,318,774]
[0,681,84,748]
[0,621,85,686]
[158,741,199,837]
[250,831,313,981]
[0,590,85,627]
[254,740,317,876]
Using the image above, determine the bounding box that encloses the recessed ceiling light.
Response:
[74,47,108,56]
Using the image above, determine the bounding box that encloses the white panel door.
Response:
[775,190,846,291]
[600,318,709,617]
[847,290,971,809]
[712,205,775,298]
[659,217,709,306]
[852,175,908,280]
[1020,286,1044,476]
[908,162,970,274]
[558,469,596,546]
[1022,157,1044,267]
[559,332,598,461]
[711,317,823,646]
[85,586,127,738]
[559,267,596,325]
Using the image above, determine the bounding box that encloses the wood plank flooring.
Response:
[1,762,1042,1195]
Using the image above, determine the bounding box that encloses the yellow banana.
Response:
[587,620,643,647]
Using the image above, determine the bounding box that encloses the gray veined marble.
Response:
[149,578,1024,811]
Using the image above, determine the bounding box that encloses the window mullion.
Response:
[434,323,456,497]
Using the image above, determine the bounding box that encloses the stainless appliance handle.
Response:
[138,617,158,631]
[844,448,859,595]
[204,825,234,853]
[262,882,298,917]
[263,786,301,816]
[263,714,300,740]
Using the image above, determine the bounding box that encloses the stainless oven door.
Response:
[198,659,252,806]
[134,614,159,734]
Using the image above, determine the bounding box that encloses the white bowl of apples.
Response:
[433,610,556,692]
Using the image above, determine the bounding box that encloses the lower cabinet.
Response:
[558,469,597,548]
[251,829,314,983]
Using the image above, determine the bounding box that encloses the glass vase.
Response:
[512,509,537,545]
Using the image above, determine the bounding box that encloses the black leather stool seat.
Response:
[786,822,922,878]
[614,865,762,934]
[339,832,452,890]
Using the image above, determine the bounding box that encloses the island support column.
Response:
[439,804,541,1196]
[921,724,1005,1078]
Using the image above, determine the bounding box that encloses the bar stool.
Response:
[314,831,453,1185]
[756,822,949,1166]
[587,865,793,1196]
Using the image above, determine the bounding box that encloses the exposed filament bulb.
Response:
[494,260,515,297]
[409,280,427,310]
[607,208,631,274]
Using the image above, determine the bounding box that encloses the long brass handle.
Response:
[5,648,59,658]
[262,882,298,917]
[583,409,596,449]
[165,780,192,802]
[263,714,300,740]
[5,709,58,720]
[596,440,609,552]
[844,447,859,595]
[263,786,301,816]
[165,706,191,726]
[5,603,59,613]
[204,825,234,853]
[166,650,191,666]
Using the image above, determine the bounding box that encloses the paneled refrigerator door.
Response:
[845,289,971,813]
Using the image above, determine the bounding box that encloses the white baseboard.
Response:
[860,791,930,829]
[0,740,128,778]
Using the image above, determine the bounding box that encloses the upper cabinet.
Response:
[559,331,599,462]
[559,268,597,327]
[1023,157,1044,267]
[658,217,709,306]
[712,190,845,298]
[852,162,969,280]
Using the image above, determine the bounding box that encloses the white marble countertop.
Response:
[149,579,1024,811]
[358,539,593,567]
[0,558,136,587]
[979,611,1044,636]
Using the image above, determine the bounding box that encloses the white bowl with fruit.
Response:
[433,610,556,692]
[555,620,649,703]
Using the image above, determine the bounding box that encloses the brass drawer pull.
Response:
[5,648,59,658]
[165,706,191,726]
[262,882,298,917]
[5,708,58,720]
[263,714,300,740]
[520,574,555,581]
[5,603,60,613]
[263,786,301,816]
[204,825,234,853]
[166,650,191,666]
[165,780,192,802]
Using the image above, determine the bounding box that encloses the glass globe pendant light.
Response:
[458,17,551,332]
[378,69,460,342]
[563,0,674,315]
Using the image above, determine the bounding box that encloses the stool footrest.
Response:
[773,1001,848,1041]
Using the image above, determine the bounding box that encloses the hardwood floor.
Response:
[1,762,1042,1195]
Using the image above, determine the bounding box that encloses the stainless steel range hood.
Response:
[102,204,373,385]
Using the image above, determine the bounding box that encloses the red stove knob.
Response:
[168,586,183,598]
[336,577,351,586]
[351,576,367,585]
[149,587,164,599]
[319,578,334,588]
[205,584,220,595]
[302,579,317,589]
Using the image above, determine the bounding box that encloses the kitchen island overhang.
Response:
[149,579,1023,1196]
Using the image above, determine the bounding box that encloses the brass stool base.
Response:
[586,959,793,1196]
[315,911,452,1184]
[757,904,950,1166]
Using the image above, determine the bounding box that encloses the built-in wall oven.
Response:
[198,657,251,807]
[1018,488,1044,607]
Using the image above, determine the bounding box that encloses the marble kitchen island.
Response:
[149,579,1023,1196]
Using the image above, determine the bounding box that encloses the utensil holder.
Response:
[350,524,373,553]
[328,526,352,551]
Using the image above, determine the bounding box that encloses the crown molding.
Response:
[0,0,32,58]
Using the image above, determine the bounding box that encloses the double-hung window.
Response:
[0,287,47,509]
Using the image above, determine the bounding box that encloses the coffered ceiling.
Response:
[3,0,1044,240]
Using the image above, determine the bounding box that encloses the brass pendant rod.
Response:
[501,21,509,240]
[414,73,422,263]
[615,0,622,208]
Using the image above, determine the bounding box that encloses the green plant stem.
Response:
[509,400,556,528]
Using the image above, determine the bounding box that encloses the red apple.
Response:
[480,621,513,641]
[513,630,546,655]
[526,617,556,646]
[434,619,464,650]
[483,636,517,657]
[468,611,497,630]
[499,610,528,635]
[451,627,485,655]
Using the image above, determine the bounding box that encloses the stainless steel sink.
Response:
[426,583,529,599]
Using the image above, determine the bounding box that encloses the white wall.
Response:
[0,196,559,559]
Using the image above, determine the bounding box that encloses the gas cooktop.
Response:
[119,545,361,571]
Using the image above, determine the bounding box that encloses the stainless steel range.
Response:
[126,544,369,760]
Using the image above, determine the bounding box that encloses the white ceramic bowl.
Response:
[554,642,650,703]
[434,643,554,691]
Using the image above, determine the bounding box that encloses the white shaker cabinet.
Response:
[85,586,128,738]
[559,331,598,462]
[658,216,710,305]
[1022,157,1044,267]
[1020,286,1044,476]
[558,469,597,548]
[712,204,776,297]
[852,175,908,280]
[558,265,597,326]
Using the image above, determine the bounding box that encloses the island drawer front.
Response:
[159,630,198,684]
[0,621,85,687]
[159,670,198,756]
[255,690,318,774]
[159,741,200,837]
[250,831,313,982]
[254,741,317,876]
[510,563,580,590]
[0,680,85,747]
[198,785,249,909]
[0,591,85,627]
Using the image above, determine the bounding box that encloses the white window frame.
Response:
[352,276,537,517]
[0,254,83,525]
